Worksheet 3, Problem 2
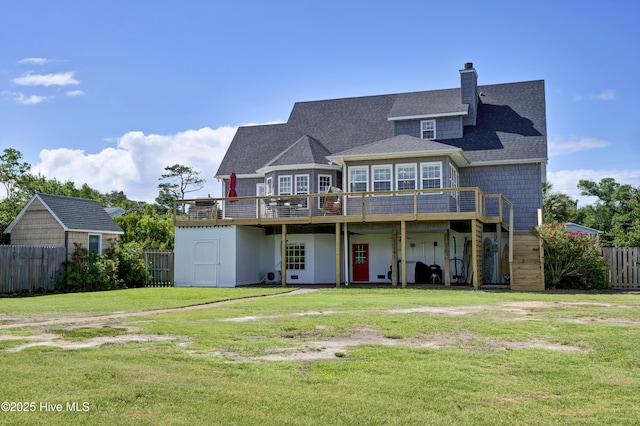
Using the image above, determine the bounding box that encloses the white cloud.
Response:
[594,89,616,100]
[12,92,50,105]
[32,126,239,202]
[574,89,616,101]
[12,71,79,87]
[17,57,53,65]
[547,169,640,206]
[548,136,610,157]
[66,90,85,97]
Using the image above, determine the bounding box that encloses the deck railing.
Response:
[174,188,512,226]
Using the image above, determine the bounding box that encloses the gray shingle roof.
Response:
[216,79,546,176]
[330,134,461,157]
[261,135,332,169]
[387,88,469,119]
[33,194,123,233]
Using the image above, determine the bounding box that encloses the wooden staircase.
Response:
[510,234,545,291]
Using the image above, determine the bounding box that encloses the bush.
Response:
[531,222,609,290]
[55,243,123,292]
[108,242,152,288]
[55,242,154,292]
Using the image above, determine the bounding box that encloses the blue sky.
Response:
[1,0,639,204]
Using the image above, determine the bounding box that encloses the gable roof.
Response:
[216,78,546,177]
[258,134,332,172]
[3,193,124,235]
[327,135,470,167]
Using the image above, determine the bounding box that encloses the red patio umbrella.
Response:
[227,172,238,201]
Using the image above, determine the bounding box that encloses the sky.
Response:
[1,0,639,205]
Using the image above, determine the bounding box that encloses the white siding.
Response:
[236,226,267,285]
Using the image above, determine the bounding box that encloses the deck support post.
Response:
[401,221,407,288]
[343,223,349,286]
[496,223,502,284]
[472,220,479,289]
[335,222,341,287]
[281,223,287,287]
[391,230,398,287]
[444,227,451,286]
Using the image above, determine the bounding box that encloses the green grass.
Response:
[0,287,292,318]
[2,288,640,425]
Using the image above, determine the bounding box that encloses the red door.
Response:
[352,244,369,282]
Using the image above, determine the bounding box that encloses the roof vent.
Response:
[464,62,474,69]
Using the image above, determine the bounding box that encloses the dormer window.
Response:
[421,120,436,139]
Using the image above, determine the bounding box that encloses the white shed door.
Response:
[193,239,219,287]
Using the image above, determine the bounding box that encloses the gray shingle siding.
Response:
[394,116,463,140]
[460,164,543,231]
[460,70,478,126]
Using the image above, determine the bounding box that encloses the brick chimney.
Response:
[460,62,478,126]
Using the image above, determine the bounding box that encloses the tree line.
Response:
[0,148,205,249]
[543,178,640,247]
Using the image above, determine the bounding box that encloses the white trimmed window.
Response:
[88,234,102,254]
[286,243,305,270]
[396,163,417,192]
[421,120,436,139]
[348,166,368,193]
[449,164,459,198]
[265,177,273,196]
[318,175,332,193]
[318,174,332,208]
[372,165,392,193]
[421,162,442,191]
[295,174,309,207]
[278,175,292,195]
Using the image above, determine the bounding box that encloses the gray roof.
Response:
[330,134,461,157]
[4,193,124,234]
[216,79,546,176]
[261,134,332,169]
[387,88,469,119]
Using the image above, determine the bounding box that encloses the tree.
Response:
[577,178,640,246]
[0,148,30,199]
[114,204,174,249]
[542,182,578,224]
[156,164,205,213]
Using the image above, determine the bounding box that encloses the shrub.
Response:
[55,243,123,292]
[531,222,609,290]
[56,242,154,292]
[108,242,152,288]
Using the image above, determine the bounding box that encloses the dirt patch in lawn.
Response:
[212,327,585,363]
[218,300,638,324]
[0,288,317,330]
[4,333,181,351]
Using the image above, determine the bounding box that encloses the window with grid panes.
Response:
[286,243,305,270]
[349,166,368,193]
[372,165,392,192]
[421,162,442,190]
[396,164,416,191]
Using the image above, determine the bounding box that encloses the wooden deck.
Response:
[174,187,512,229]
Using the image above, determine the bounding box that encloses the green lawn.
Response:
[1,288,640,425]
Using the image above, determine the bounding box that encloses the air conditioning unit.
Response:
[265,270,281,284]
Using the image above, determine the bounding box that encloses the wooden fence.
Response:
[0,246,174,293]
[601,247,640,289]
[0,246,66,293]
[143,250,174,287]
